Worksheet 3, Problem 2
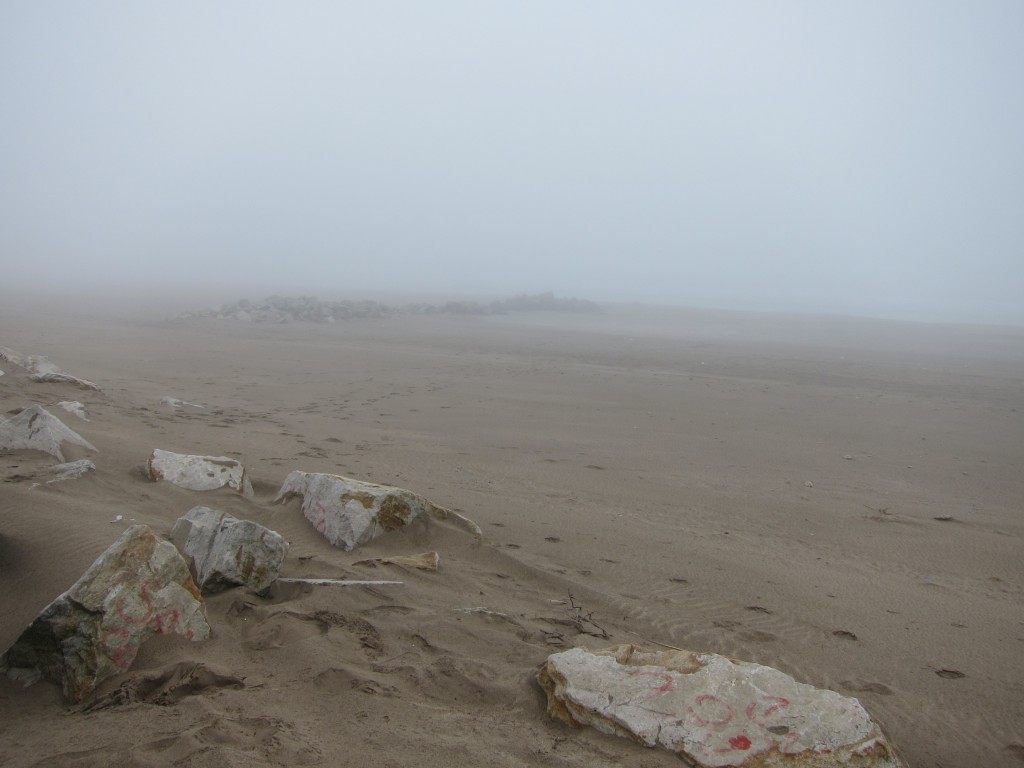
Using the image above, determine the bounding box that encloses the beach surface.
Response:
[1,292,1022,767]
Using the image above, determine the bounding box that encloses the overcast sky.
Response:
[2,2,1022,323]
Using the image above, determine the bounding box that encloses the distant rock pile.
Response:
[176,292,602,324]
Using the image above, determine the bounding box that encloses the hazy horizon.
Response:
[2,2,1022,326]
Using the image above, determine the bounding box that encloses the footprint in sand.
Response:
[832,629,859,641]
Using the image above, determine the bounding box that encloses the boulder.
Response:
[0,404,98,461]
[538,645,904,767]
[275,471,481,551]
[146,449,253,496]
[0,525,210,703]
[58,401,90,421]
[170,506,288,593]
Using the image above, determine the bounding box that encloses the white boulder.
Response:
[538,645,904,767]
[275,471,480,551]
[146,449,253,496]
[0,405,97,461]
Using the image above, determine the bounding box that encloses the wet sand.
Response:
[1,294,1022,767]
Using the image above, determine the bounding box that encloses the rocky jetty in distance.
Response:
[175,291,602,324]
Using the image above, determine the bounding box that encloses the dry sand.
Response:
[1,293,1022,767]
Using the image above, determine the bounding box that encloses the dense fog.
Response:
[2,2,1022,324]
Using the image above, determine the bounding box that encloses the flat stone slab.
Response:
[170,506,288,593]
[538,645,904,767]
[146,449,253,496]
[0,405,98,461]
[275,471,480,551]
[0,525,210,703]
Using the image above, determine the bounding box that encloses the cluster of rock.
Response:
[1,340,904,766]
[176,291,602,324]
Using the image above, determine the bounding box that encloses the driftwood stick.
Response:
[276,578,404,587]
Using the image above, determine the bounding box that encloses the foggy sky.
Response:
[2,2,1022,324]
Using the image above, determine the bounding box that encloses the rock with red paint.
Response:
[0,525,210,703]
[0,404,98,461]
[146,448,254,497]
[274,470,481,551]
[170,506,288,593]
[538,645,904,767]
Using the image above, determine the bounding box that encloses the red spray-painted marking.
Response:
[101,626,135,669]
[154,608,180,634]
[728,735,752,750]
[115,578,157,625]
[627,669,676,701]
[688,694,734,727]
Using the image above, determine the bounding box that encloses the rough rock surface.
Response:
[146,449,254,496]
[275,471,479,550]
[0,525,210,703]
[170,506,288,593]
[538,645,904,768]
[58,401,90,421]
[0,405,98,461]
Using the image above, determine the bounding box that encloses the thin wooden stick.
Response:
[276,578,403,586]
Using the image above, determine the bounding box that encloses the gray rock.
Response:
[170,506,288,593]
[0,405,98,461]
[275,471,481,551]
[0,525,210,703]
[146,449,253,496]
[538,645,904,767]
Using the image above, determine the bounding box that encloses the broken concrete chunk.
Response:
[0,404,98,461]
[275,471,479,551]
[0,525,210,703]
[538,645,904,767]
[48,459,97,484]
[353,551,440,571]
[170,506,288,593]
[58,401,90,421]
[146,449,253,496]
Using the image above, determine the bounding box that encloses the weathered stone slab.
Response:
[58,401,90,421]
[275,471,480,551]
[48,459,97,484]
[538,645,904,767]
[0,405,98,461]
[146,449,253,496]
[170,506,288,593]
[0,525,210,703]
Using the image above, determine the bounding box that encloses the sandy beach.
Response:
[1,293,1022,767]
